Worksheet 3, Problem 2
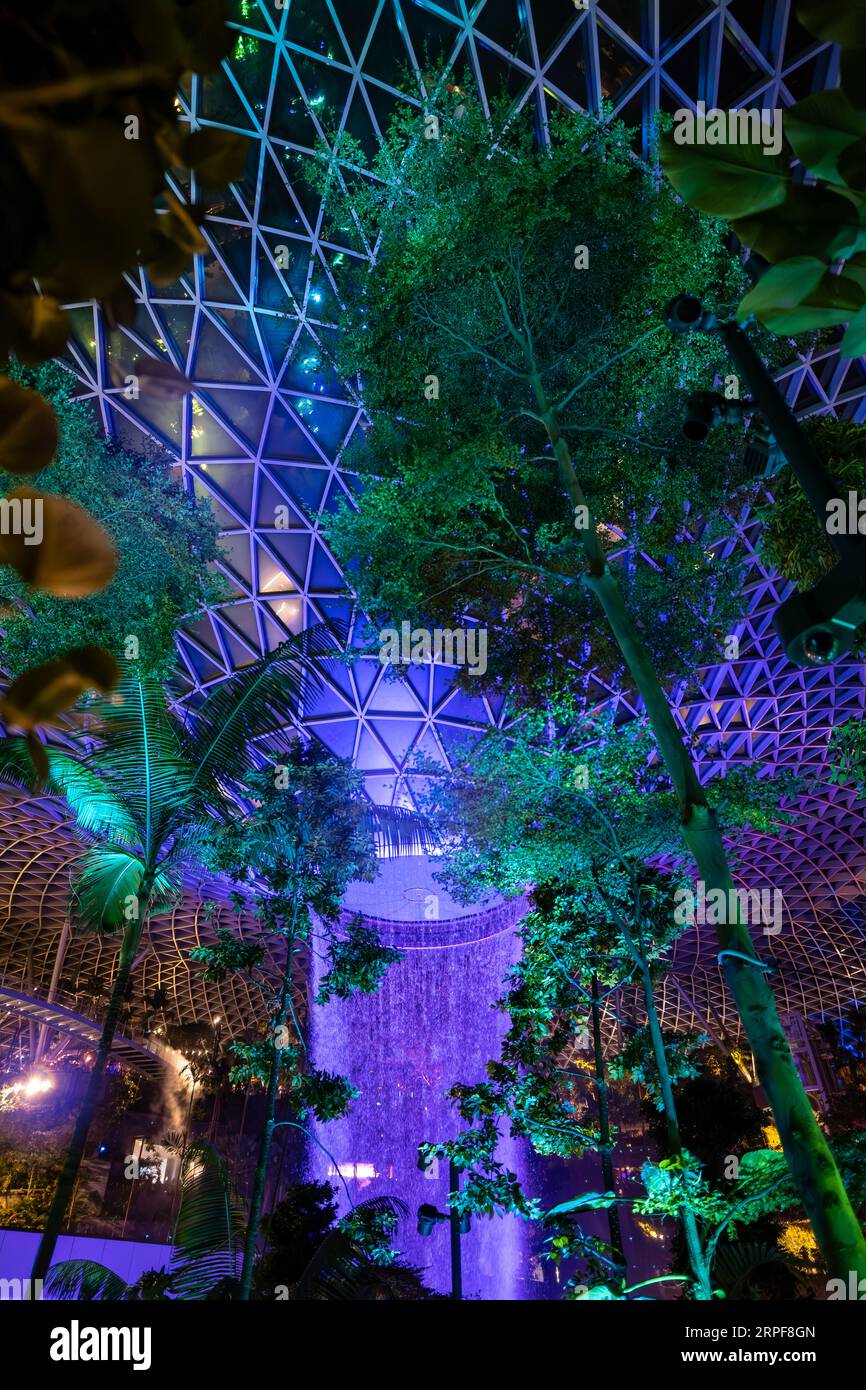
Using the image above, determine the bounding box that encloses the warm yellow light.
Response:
[17,1071,54,1097]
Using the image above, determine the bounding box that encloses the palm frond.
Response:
[169,1139,244,1300]
[44,1259,134,1301]
[46,750,140,846]
[93,668,198,853]
[289,1196,409,1301]
[72,846,183,931]
[182,624,340,789]
[713,1241,788,1297]
[0,737,140,847]
[0,735,41,791]
[360,805,439,857]
[288,1227,370,1301]
[71,847,144,931]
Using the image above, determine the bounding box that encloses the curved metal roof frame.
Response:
[5,1,864,1051]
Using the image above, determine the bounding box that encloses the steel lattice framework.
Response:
[0,791,308,1072]
[3,1,865,1060]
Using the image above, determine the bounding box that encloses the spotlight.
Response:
[681,391,750,444]
[417,1203,442,1237]
[664,295,716,334]
[773,554,866,667]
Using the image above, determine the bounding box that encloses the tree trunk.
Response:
[239,953,293,1300]
[637,961,712,1299]
[531,374,866,1281]
[31,919,142,1283]
[589,975,626,1276]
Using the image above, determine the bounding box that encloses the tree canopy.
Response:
[318,98,753,698]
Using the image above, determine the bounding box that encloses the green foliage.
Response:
[316,915,403,1004]
[830,1131,866,1210]
[758,416,866,654]
[286,1195,431,1301]
[315,93,751,699]
[1,362,227,679]
[636,1153,728,1224]
[454,1170,542,1222]
[338,1196,405,1266]
[0,0,244,740]
[419,1125,542,1222]
[169,1140,245,1300]
[291,1068,358,1124]
[203,749,381,925]
[189,926,266,982]
[45,1141,243,1302]
[609,1029,708,1109]
[660,1,866,355]
[226,1039,272,1088]
[253,1180,339,1295]
[418,694,792,905]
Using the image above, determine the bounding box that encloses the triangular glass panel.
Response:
[284,0,346,61]
[196,461,256,518]
[205,388,271,450]
[200,64,260,131]
[309,541,343,590]
[264,403,325,460]
[190,401,249,458]
[194,316,262,384]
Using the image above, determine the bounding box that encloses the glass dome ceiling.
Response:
[59,1,863,834]
[0,0,861,1056]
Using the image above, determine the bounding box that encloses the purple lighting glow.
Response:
[308,858,534,1299]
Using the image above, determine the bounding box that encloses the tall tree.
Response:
[194,746,433,1300]
[419,702,785,1297]
[317,92,866,1279]
[0,627,333,1282]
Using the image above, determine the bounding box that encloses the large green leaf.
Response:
[170,1140,244,1300]
[784,90,866,186]
[815,252,866,350]
[660,131,788,219]
[45,749,139,846]
[544,1191,617,1218]
[841,304,866,356]
[839,136,866,191]
[0,737,138,845]
[798,0,866,48]
[731,184,866,262]
[736,256,866,333]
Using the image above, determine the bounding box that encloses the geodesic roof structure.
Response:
[5,0,863,1050]
[0,790,308,1075]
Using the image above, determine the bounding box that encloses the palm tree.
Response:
[0,625,335,1282]
[45,1139,245,1300]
